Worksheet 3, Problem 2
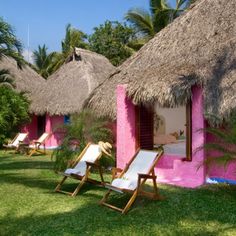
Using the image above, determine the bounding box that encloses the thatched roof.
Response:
[86,0,236,125]
[30,48,115,115]
[0,55,46,101]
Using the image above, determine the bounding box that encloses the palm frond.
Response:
[0,18,24,68]
[125,8,155,38]
[0,69,15,88]
[149,0,169,15]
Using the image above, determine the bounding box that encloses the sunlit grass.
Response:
[0,151,236,235]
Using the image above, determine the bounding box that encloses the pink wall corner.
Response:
[116,84,137,169]
[45,114,64,148]
[21,115,38,142]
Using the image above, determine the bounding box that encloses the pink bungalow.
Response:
[87,0,236,187]
[24,48,115,149]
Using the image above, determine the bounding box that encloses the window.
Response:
[64,115,70,124]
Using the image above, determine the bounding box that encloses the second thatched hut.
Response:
[24,48,115,148]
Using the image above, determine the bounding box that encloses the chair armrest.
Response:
[18,142,29,146]
[18,140,28,144]
[137,173,157,190]
[85,161,99,167]
[34,141,41,145]
[138,173,156,181]
[7,140,12,144]
[112,167,123,179]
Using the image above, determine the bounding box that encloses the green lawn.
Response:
[1,151,236,236]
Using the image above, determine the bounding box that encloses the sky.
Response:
[0,0,175,61]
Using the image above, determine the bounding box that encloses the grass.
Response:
[1,151,236,236]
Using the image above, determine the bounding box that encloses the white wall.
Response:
[154,105,186,135]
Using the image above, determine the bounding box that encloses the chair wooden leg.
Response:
[98,166,104,184]
[71,167,91,197]
[71,176,87,197]
[151,170,164,200]
[122,190,138,214]
[55,176,68,192]
[100,189,112,205]
[28,149,35,157]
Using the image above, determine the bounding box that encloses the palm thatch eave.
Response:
[0,55,46,107]
[85,0,236,126]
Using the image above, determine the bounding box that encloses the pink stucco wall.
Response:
[116,85,137,169]
[116,85,206,188]
[22,114,64,149]
[21,115,38,142]
[45,114,64,148]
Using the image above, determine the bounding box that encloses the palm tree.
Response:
[0,17,24,68]
[0,17,24,87]
[62,24,88,56]
[52,24,88,71]
[33,44,56,79]
[125,0,191,41]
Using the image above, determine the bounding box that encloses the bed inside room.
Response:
[153,105,187,158]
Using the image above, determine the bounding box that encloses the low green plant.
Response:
[51,109,114,172]
[202,113,236,171]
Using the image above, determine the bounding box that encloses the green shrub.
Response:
[0,87,30,147]
[51,109,114,172]
[202,113,236,171]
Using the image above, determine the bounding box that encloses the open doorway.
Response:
[37,115,46,137]
[136,103,192,160]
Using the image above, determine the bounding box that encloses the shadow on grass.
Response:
[0,171,109,194]
[1,184,236,236]
[0,160,52,171]
[1,151,236,235]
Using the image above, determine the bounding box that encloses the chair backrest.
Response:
[12,133,28,146]
[74,144,101,169]
[37,133,50,143]
[123,150,160,181]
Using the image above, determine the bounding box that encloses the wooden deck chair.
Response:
[3,133,28,152]
[55,143,104,197]
[100,149,164,214]
[27,132,50,157]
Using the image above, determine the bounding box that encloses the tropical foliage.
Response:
[0,87,30,147]
[52,110,113,172]
[89,21,137,66]
[33,44,57,79]
[0,18,30,146]
[202,113,236,171]
[0,17,24,67]
[51,24,88,71]
[125,0,192,42]
[0,17,24,87]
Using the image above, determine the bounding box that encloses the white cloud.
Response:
[22,49,34,64]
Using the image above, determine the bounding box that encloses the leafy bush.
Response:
[89,21,136,66]
[52,110,114,172]
[0,87,30,147]
[202,113,236,171]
